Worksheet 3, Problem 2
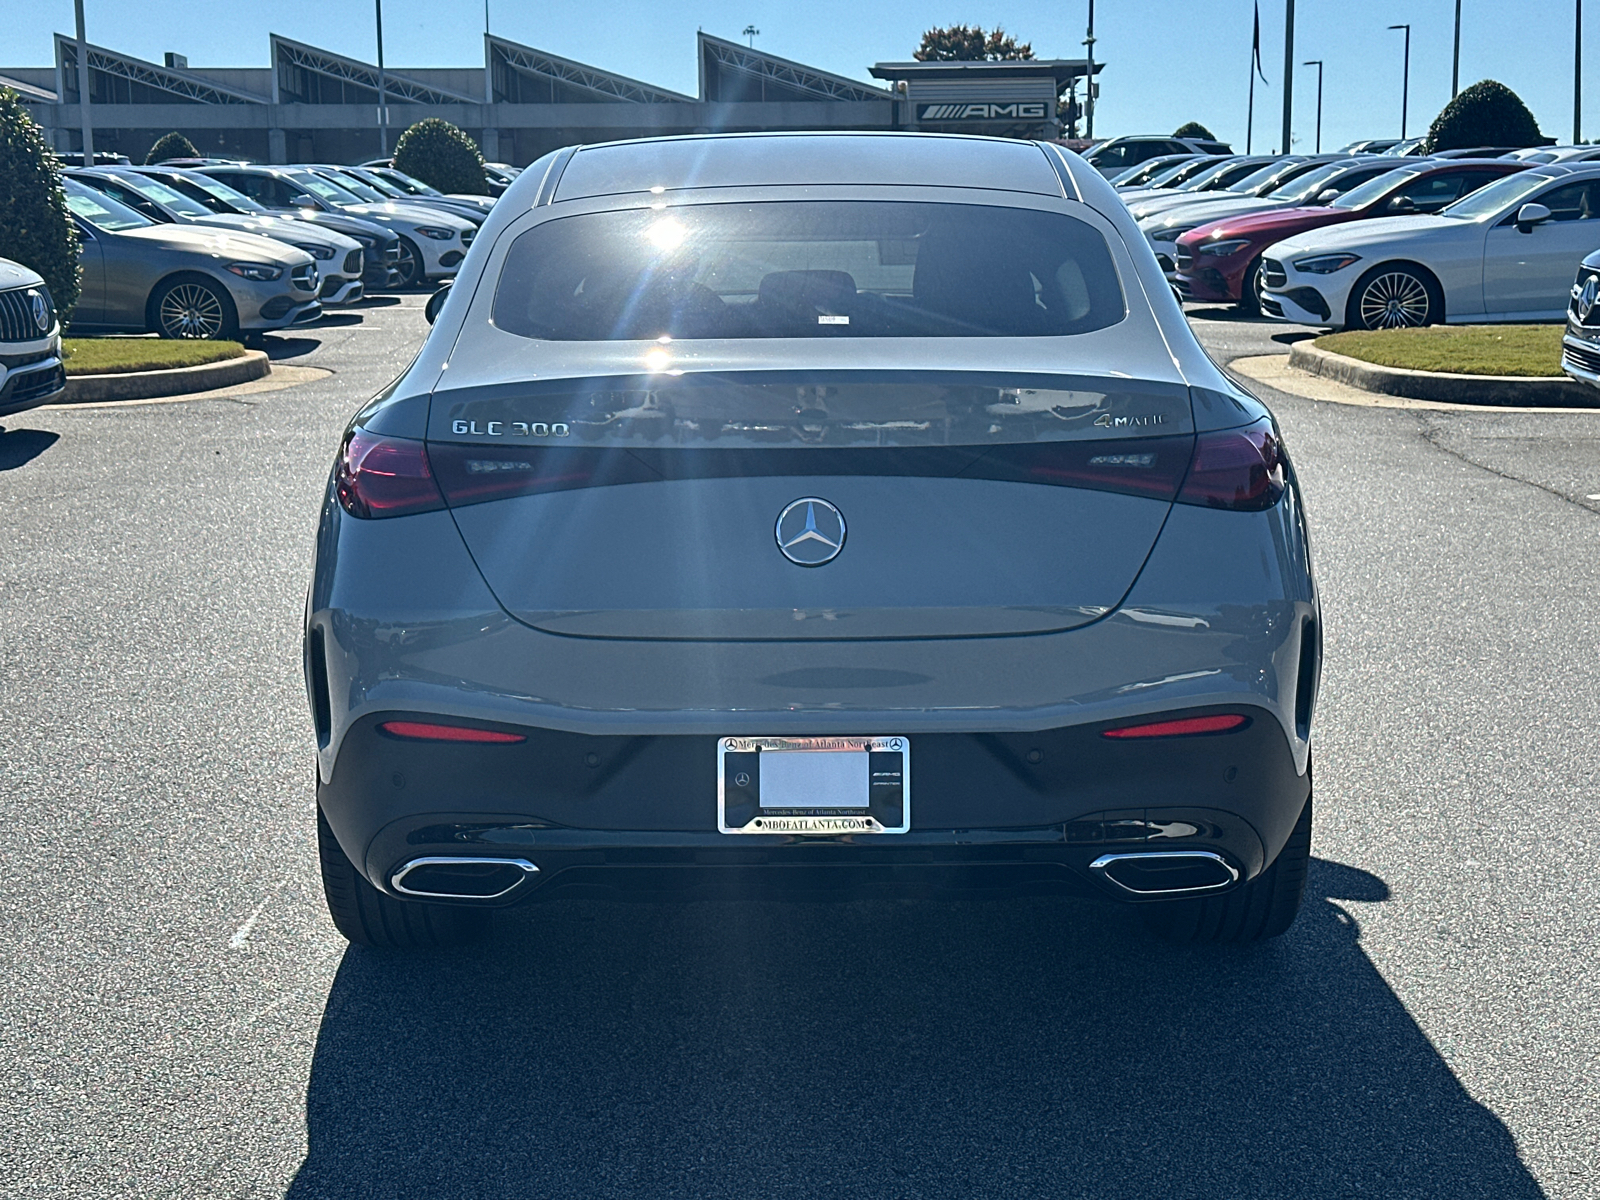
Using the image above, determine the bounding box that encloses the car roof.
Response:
[551,132,1065,202]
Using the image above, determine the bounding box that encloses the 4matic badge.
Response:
[1093,413,1169,429]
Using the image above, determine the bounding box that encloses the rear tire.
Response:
[1141,790,1312,943]
[317,806,486,948]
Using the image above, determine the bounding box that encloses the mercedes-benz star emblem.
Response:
[27,289,49,333]
[775,498,846,566]
[1579,277,1598,322]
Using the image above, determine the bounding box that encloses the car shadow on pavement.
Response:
[0,428,59,471]
[284,858,1545,1200]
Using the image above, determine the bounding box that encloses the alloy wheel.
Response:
[1357,271,1432,329]
[158,283,226,339]
[394,240,421,288]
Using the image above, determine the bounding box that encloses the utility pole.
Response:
[1578,0,1584,144]
[1389,23,1411,139]
[1083,0,1097,140]
[74,0,93,164]
[375,0,388,156]
[1280,0,1295,155]
[1304,59,1323,152]
[1451,0,1462,96]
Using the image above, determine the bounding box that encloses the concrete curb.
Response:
[1287,341,1598,408]
[61,350,270,404]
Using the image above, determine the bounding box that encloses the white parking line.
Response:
[228,900,268,949]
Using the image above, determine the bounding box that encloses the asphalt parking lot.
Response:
[2,298,1597,1199]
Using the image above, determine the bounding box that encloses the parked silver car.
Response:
[67,168,367,306]
[316,165,495,224]
[0,257,66,416]
[197,166,475,289]
[62,178,320,340]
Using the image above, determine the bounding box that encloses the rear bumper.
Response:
[319,705,1311,905]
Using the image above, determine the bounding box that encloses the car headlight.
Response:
[1293,253,1362,274]
[414,226,456,240]
[292,242,336,260]
[1197,238,1251,258]
[1149,226,1187,242]
[226,262,283,281]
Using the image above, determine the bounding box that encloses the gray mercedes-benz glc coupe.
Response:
[306,133,1321,949]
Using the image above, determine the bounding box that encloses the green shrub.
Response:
[1173,121,1217,140]
[145,131,199,164]
[0,87,80,323]
[1424,80,1544,152]
[393,119,488,196]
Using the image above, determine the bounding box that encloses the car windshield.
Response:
[379,168,441,196]
[1267,163,1368,205]
[170,172,269,212]
[1112,158,1183,186]
[1438,171,1549,219]
[110,173,212,217]
[63,178,153,231]
[492,200,1126,341]
[1174,161,1241,191]
[1228,161,1300,194]
[318,170,389,202]
[290,171,364,205]
[1331,167,1424,209]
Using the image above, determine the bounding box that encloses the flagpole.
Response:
[1247,52,1256,153]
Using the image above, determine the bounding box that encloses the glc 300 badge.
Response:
[775,498,846,566]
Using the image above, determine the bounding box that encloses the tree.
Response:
[393,118,488,196]
[144,131,199,164]
[0,87,80,323]
[1423,80,1544,152]
[915,24,1034,62]
[1173,121,1217,141]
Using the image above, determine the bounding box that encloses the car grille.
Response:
[384,244,401,263]
[461,228,475,246]
[343,249,364,275]
[1174,249,1194,271]
[1262,258,1288,288]
[1569,267,1600,326]
[1172,277,1193,300]
[291,263,317,292]
[8,363,65,404]
[0,286,53,343]
[1563,342,1600,374]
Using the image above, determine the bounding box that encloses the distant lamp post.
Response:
[1084,0,1097,140]
[74,0,93,164]
[1388,23,1411,139]
[742,25,759,48]
[1303,59,1324,152]
[375,0,389,156]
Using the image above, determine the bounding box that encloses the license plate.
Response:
[717,736,910,835]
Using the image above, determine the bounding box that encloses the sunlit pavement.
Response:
[0,296,1595,1198]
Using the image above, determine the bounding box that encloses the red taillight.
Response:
[1101,713,1251,739]
[335,429,446,519]
[1177,417,1286,511]
[378,720,526,743]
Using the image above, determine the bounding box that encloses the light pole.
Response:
[1281,0,1296,155]
[1303,59,1323,152]
[742,25,759,48]
[1577,0,1584,144]
[1083,0,1096,140]
[74,0,93,164]
[1388,23,1411,139]
[375,0,388,156]
[1451,0,1462,96]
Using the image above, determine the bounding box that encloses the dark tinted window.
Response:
[1532,180,1600,220]
[492,202,1125,341]
[1395,171,1474,210]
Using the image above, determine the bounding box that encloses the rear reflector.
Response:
[378,720,526,743]
[1176,417,1286,511]
[1101,714,1250,739]
[335,430,446,519]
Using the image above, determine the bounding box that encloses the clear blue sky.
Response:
[7,1,1587,151]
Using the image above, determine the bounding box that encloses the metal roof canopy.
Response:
[870,60,1101,86]
[488,35,692,104]
[700,32,889,103]
[269,34,481,106]
[54,34,268,105]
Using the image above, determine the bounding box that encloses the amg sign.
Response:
[918,102,1049,121]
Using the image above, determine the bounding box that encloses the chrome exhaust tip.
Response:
[390,856,538,901]
[1089,851,1240,898]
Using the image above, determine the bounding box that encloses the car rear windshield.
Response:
[491,201,1126,341]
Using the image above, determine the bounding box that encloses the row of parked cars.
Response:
[1098,143,1600,387]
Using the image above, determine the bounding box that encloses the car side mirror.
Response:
[1385,195,1417,214]
[1316,188,1341,203]
[1515,202,1553,232]
[291,194,318,210]
[424,279,452,325]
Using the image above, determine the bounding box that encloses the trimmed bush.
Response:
[393,119,488,196]
[1424,80,1544,152]
[0,87,80,323]
[1173,121,1217,140]
[145,131,199,164]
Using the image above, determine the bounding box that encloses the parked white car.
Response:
[1261,163,1600,328]
[1082,133,1233,175]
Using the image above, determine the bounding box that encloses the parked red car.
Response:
[1173,159,1530,312]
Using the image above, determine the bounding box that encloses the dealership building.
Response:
[1,31,1099,165]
